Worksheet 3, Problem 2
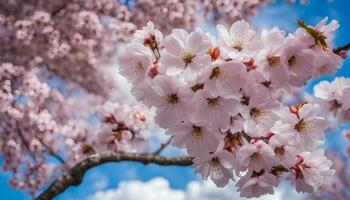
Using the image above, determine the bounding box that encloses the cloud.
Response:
[89,177,184,200]
[89,177,307,200]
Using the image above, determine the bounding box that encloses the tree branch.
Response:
[35,136,66,165]
[15,124,38,162]
[35,152,193,200]
[153,136,174,155]
[333,42,350,54]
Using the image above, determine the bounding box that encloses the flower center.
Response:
[252,169,265,177]
[274,146,285,155]
[250,152,262,161]
[240,95,250,106]
[207,96,221,106]
[267,56,280,67]
[164,93,178,104]
[181,50,195,67]
[293,155,311,179]
[209,66,222,79]
[191,125,203,141]
[132,62,144,72]
[191,83,204,92]
[233,39,245,51]
[210,157,220,168]
[224,132,244,152]
[295,119,309,133]
[288,55,297,66]
[250,107,263,118]
[143,34,157,49]
[330,99,342,111]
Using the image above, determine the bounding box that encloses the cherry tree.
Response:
[1,1,350,200]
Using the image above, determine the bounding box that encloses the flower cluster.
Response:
[200,0,270,24]
[309,152,350,200]
[62,101,154,166]
[119,0,270,36]
[0,0,274,195]
[97,101,154,152]
[313,77,350,122]
[119,19,344,197]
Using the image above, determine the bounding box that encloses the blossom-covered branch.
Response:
[119,18,347,198]
[35,152,193,200]
[2,0,350,198]
[0,0,275,195]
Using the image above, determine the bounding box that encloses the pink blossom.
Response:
[192,90,240,129]
[292,150,335,193]
[119,44,153,84]
[216,20,258,59]
[236,140,276,172]
[236,170,278,198]
[204,61,248,98]
[159,29,211,82]
[277,104,328,150]
[193,150,236,187]
[148,75,193,128]
[314,77,350,121]
[166,122,220,156]
[255,27,289,86]
[282,38,315,86]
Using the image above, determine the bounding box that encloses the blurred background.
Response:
[1,0,350,199]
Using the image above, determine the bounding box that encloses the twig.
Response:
[112,122,136,139]
[35,152,193,200]
[333,43,350,54]
[153,136,174,155]
[51,6,65,17]
[35,136,66,165]
[14,124,37,162]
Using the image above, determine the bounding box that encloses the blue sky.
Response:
[1,0,350,199]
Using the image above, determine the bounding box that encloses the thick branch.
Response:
[35,152,193,200]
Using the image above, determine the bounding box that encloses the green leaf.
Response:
[296,20,328,51]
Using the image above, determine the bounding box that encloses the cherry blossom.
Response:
[282,38,315,86]
[313,77,350,122]
[1,0,347,198]
[119,18,345,198]
[204,61,248,98]
[193,150,236,187]
[166,122,220,156]
[277,104,328,150]
[159,29,211,82]
[192,90,240,129]
[236,169,278,198]
[236,140,276,172]
[255,27,289,86]
[291,150,335,193]
[216,20,258,59]
[119,44,153,84]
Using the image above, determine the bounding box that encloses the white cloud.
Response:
[89,177,184,200]
[89,177,307,200]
